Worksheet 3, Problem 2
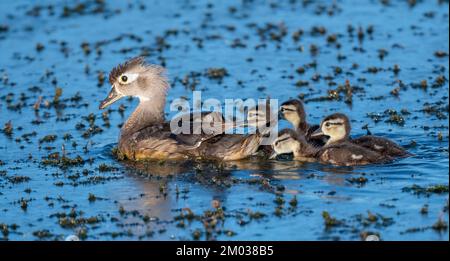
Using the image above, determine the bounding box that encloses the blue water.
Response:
[0,0,448,240]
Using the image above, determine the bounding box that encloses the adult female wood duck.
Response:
[99,57,274,161]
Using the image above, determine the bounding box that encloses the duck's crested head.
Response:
[280,99,306,129]
[312,113,351,142]
[100,56,169,109]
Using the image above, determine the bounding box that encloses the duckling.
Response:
[279,99,326,147]
[311,113,409,158]
[272,128,388,166]
[270,129,317,162]
[99,57,276,161]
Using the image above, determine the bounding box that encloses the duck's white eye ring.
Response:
[118,73,139,85]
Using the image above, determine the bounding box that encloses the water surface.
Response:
[0,0,448,240]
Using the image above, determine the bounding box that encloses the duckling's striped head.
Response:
[271,129,303,157]
[312,113,351,143]
[100,56,169,109]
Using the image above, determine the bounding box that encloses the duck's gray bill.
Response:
[310,128,324,137]
[99,87,122,109]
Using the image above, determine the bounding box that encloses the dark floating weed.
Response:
[289,196,298,208]
[322,211,343,229]
[248,210,266,220]
[304,80,357,104]
[420,204,429,215]
[0,223,10,239]
[354,211,394,228]
[61,0,107,18]
[434,51,448,58]
[274,196,285,205]
[88,193,97,202]
[366,109,407,126]
[377,49,388,60]
[97,71,105,87]
[402,184,449,196]
[431,217,448,232]
[53,87,63,105]
[20,198,29,210]
[35,43,44,52]
[0,24,8,33]
[39,134,57,143]
[393,64,401,74]
[41,152,84,169]
[32,229,53,240]
[205,68,229,80]
[80,113,103,138]
[2,121,13,137]
[98,163,118,172]
[7,175,31,184]
[81,42,91,55]
[346,176,368,186]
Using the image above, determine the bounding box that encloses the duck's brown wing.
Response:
[121,111,256,160]
[351,136,409,157]
[119,124,195,160]
[165,111,228,146]
[197,134,262,160]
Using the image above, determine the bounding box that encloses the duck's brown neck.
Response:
[120,98,166,138]
[295,121,308,135]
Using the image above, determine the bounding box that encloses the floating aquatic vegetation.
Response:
[431,218,448,232]
[322,211,343,228]
[0,0,447,241]
[41,152,84,169]
[2,121,13,137]
[205,68,229,80]
[32,229,53,239]
[39,135,57,143]
[346,176,368,186]
[98,163,118,172]
[7,175,30,184]
[402,184,449,196]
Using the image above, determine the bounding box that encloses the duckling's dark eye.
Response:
[325,122,331,127]
[281,107,295,112]
[121,75,128,82]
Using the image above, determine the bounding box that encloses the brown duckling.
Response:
[311,113,410,158]
[279,99,327,147]
[271,128,388,166]
[270,129,317,162]
[99,57,275,161]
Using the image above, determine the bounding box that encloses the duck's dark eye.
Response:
[121,75,128,82]
[325,122,331,127]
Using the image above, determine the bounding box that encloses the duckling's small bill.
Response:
[310,128,324,137]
